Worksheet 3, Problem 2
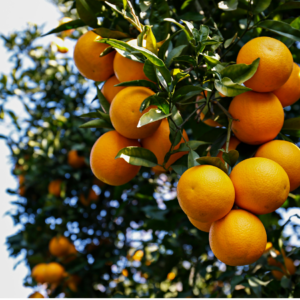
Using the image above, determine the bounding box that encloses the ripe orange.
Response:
[273,62,300,107]
[122,269,129,277]
[255,140,300,191]
[73,31,115,81]
[188,216,212,232]
[264,242,273,253]
[51,37,69,53]
[44,262,65,283]
[90,130,141,186]
[268,250,296,280]
[113,39,150,83]
[141,118,189,173]
[230,157,290,215]
[236,37,293,92]
[48,179,63,197]
[216,136,241,163]
[228,91,284,145]
[177,164,235,223]
[68,150,86,168]
[167,272,176,280]
[79,189,98,206]
[32,263,47,284]
[101,75,125,104]
[110,87,161,139]
[49,236,71,257]
[28,292,44,298]
[209,209,267,266]
[132,250,144,261]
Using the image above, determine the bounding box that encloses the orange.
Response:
[51,37,69,53]
[44,262,65,283]
[101,75,125,104]
[268,250,296,280]
[122,269,129,277]
[62,244,77,264]
[68,150,86,168]
[264,242,273,253]
[113,39,150,83]
[32,263,47,284]
[48,179,63,197]
[236,37,293,92]
[209,209,267,266]
[132,250,144,261]
[18,175,26,196]
[230,157,290,215]
[73,31,115,81]
[79,189,98,206]
[167,272,176,280]
[273,62,300,107]
[110,87,161,139]
[49,236,71,257]
[188,216,212,233]
[255,140,300,191]
[177,164,235,223]
[216,136,241,163]
[90,131,141,186]
[141,118,189,173]
[200,112,222,127]
[228,91,284,145]
[28,292,44,298]
[59,17,74,37]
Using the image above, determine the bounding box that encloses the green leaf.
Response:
[142,206,168,220]
[165,45,187,68]
[171,155,188,175]
[143,60,158,82]
[99,46,115,57]
[164,18,195,43]
[195,156,228,174]
[279,17,300,48]
[218,0,238,11]
[257,20,300,42]
[93,28,130,39]
[173,86,204,103]
[79,119,113,129]
[139,94,169,114]
[215,77,252,97]
[42,19,85,36]
[76,0,101,27]
[222,150,239,167]
[230,275,244,292]
[97,86,110,114]
[203,54,220,67]
[115,80,157,91]
[138,108,171,128]
[179,12,204,22]
[173,141,210,154]
[281,117,300,137]
[173,55,196,66]
[252,0,272,13]
[79,112,101,118]
[281,277,292,289]
[224,33,237,48]
[220,58,260,84]
[115,147,158,167]
[145,26,158,54]
[169,107,183,147]
[199,25,210,42]
[270,1,300,16]
[188,150,200,168]
[156,66,173,92]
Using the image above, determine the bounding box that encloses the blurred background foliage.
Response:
[0,0,300,298]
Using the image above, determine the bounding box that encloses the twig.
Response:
[224,119,233,169]
[212,100,235,120]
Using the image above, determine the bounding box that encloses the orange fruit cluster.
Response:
[73,31,188,186]
[49,236,77,262]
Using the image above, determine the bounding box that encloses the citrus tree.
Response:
[1,0,300,298]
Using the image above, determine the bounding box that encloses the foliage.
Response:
[1,0,300,298]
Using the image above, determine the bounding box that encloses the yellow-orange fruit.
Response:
[48,180,63,197]
[101,75,125,104]
[68,150,86,168]
[255,140,300,191]
[141,118,189,173]
[188,216,212,232]
[236,37,293,92]
[167,272,176,280]
[264,242,273,253]
[44,262,65,283]
[122,269,129,277]
[32,263,47,284]
[228,91,284,145]
[113,39,150,83]
[110,87,161,139]
[273,62,300,107]
[230,157,290,215]
[200,112,222,127]
[216,136,241,163]
[28,292,44,298]
[209,209,267,266]
[90,131,141,186]
[132,250,144,261]
[177,164,235,223]
[49,236,71,257]
[73,31,115,81]
[79,189,98,206]
[268,251,296,280]
[52,37,69,53]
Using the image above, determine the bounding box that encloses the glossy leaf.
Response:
[145,26,158,54]
[188,150,200,168]
[115,80,157,91]
[173,86,204,103]
[138,108,171,128]
[42,19,85,36]
[143,60,158,83]
[281,117,300,137]
[257,20,300,41]
[172,141,211,154]
[173,55,197,66]
[115,147,158,167]
[94,28,130,39]
[215,77,252,97]
[196,156,228,174]
[169,107,183,147]
[164,18,195,43]
[270,1,300,15]
[156,66,173,92]
[79,119,113,129]
[165,45,187,67]
[218,0,238,11]
[220,58,260,84]
[203,54,220,67]
[76,0,100,27]
[97,86,110,114]
[99,46,115,57]
[222,149,239,167]
[224,32,237,48]
[139,94,169,114]
[252,0,272,13]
